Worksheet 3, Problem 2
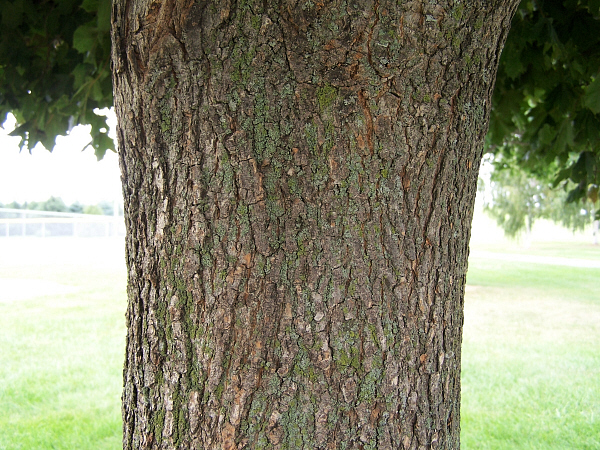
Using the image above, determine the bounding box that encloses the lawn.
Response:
[0,236,598,449]
[0,238,126,450]
[462,257,600,449]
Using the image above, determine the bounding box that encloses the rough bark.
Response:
[111,1,519,448]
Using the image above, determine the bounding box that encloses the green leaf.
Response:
[552,167,571,187]
[554,118,575,154]
[94,132,114,150]
[588,0,600,16]
[571,152,588,182]
[501,43,525,79]
[80,0,99,13]
[73,24,96,54]
[90,80,104,102]
[96,0,111,32]
[40,132,57,152]
[583,76,600,114]
[538,123,557,145]
[566,183,586,203]
[585,151,599,184]
[589,185,599,204]
[72,63,91,90]
[1,0,24,29]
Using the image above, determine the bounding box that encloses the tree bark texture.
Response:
[111,1,519,448]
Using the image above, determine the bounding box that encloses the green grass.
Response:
[462,258,600,449]
[0,238,126,450]
[472,241,600,261]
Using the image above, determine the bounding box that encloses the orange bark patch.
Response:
[222,422,237,450]
[356,134,366,150]
[358,90,374,154]
[324,39,338,50]
[243,253,252,267]
[369,404,382,426]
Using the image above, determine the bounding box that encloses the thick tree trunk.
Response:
[111,1,519,448]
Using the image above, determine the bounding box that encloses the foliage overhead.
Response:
[490,0,600,206]
[1,0,599,200]
[0,0,113,159]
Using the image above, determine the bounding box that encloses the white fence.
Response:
[0,208,125,238]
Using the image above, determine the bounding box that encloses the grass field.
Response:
[462,256,600,449]
[0,233,598,449]
[0,238,126,450]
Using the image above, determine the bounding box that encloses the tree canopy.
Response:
[0,0,113,158]
[489,0,600,206]
[1,0,599,199]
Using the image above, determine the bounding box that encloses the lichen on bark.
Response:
[112,0,520,448]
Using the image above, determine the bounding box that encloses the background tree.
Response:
[1,196,69,212]
[69,201,85,213]
[98,200,114,215]
[0,196,109,213]
[37,195,69,212]
[83,203,103,215]
[481,162,595,242]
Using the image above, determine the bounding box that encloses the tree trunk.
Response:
[111,1,519,448]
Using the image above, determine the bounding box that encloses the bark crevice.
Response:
[112,0,521,448]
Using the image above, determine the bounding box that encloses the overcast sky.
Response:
[0,111,122,206]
